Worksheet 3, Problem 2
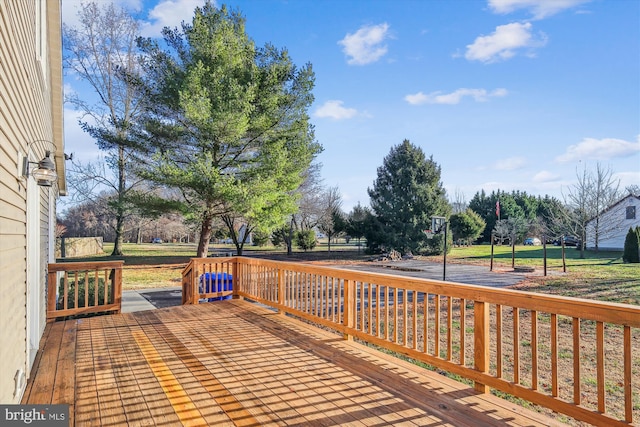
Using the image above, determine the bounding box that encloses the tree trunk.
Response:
[286,219,293,255]
[136,219,142,244]
[111,146,126,256]
[112,213,125,256]
[197,214,213,257]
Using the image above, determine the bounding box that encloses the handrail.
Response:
[47,261,124,322]
[184,256,639,426]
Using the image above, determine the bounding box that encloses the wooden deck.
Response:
[23,300,564,426]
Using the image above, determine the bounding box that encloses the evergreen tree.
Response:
[367,140,450,254]
[135,2,321,256]
[345,203,371,252]
[450,209,485,246]
[622,227,640,263]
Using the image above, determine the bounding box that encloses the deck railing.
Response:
[47,261,123,322]
[182,257,235,304]
[183,256,639,426]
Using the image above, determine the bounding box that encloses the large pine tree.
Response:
[367,139,450,254]
[135,2,321,256]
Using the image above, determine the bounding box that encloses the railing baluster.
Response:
[551,313,558,397]
[377,285,382,338]
[403,289,408,346]
[63,272,69,310]
[596,321,605,413]
[83,271,89,308]
[344,279,355,340]
[460,298,466,366]
[531,310,538,390]
[385,286,390,341]
[360,282,365,331]
[74,271,79,309]
[434,295,440,358]
[573,317,581,405]
[496,304,502,378]
[412,290,418,350]
[474,300,490,394]
[424,293,429,354]
[393,287,398,344]
[513,307,520,384]
[624,325,632,423]
[317,275,322,317]
[368,283,373,336]
[447,296,452,361]
[94,270,99,307]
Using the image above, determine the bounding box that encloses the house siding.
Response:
[0,0,64,404]
[586,195,640,250]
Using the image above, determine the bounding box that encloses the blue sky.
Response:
[62,0,640,212]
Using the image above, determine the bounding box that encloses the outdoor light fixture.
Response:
[22,150,58,187]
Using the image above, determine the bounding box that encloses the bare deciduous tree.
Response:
[64,2,145,255]
[450,188,468,214]
[317,186,344,253]
[561,163,622,256]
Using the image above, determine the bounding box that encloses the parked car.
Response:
[553,235,579,246]
[151,238,163,244]
[523,237,542,246]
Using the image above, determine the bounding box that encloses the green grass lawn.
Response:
[60,241,640,304]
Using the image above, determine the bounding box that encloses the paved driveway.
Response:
[334,260,528,288]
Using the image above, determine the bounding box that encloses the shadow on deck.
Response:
[22,300,561,426]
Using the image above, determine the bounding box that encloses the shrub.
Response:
[622,227,640,263]
[295,229,316,251]
[57,275,111,309]
[251,230,270,246]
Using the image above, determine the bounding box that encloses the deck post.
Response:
[277,267,285,314]
[343,279,355,340]
[46,268,57,323]
[191,259,200,304]
[232,257,241,300]
[474,300,490,393]
[113,264,123,314]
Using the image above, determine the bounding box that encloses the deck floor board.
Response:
[24,300,563,426]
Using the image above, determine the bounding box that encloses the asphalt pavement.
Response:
[334,260,529,288]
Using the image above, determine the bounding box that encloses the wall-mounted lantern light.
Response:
[22,150,57,187]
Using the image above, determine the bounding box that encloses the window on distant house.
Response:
[627,206,636,220]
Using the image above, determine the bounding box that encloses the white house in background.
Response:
[585,194,640,251]
[0,1,65,403]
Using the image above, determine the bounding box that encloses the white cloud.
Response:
[465,22,547,63]
[140,0,208,37]
[338,23,390,65]
[314,100,358,120]
[62,0,143,28]
[488,0,590,20]
[615,171,640,191]
[494,156,527,171]
[404,88,508,105]
[63,83,76,99]
[555,136,640,163]
[532,170,561,183]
